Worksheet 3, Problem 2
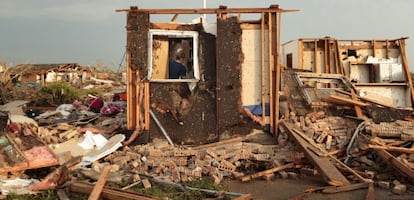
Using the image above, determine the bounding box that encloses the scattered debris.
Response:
[2,4,414,200]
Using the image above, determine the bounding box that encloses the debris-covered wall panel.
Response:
[149,82,217,145]
[216,16,246,133]
[199,32,217,89]
[127,11,149,74]
[126,11,149,130]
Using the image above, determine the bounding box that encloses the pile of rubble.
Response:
[280,109,414,196]
[1,69,414,199]
[81,135,297,185]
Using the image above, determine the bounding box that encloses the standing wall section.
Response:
[126,11,149,130]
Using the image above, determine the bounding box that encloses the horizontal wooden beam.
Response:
[298,37,408,43]
[240,24,269,30]
[117,7,299,14]
[325,95,368,107]
[353,83,407,87]
[368,144,414,154]
[338,45,399,50]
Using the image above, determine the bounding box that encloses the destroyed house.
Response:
[281,37,414,121]
[10,63,91,86]
[118,5,298,144]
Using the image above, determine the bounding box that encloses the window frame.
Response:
[148,29,200,82]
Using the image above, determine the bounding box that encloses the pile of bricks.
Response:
[365,120,414,141]
[95,139,296,184]
[287,111,358,151]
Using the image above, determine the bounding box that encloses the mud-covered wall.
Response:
[148,27,218,145]
[127,11,149,76]
[199,32,217,89]
[149,82,217,145]
[216,16,260,135]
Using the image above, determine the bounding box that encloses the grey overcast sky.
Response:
[1,0,413,69]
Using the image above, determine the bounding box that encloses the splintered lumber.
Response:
[375,149,414,179]
[282,122,350,186]
[70,181,156,200]
[88,165,111,200]
[335,89,398,109]
[327,95,368,107]
[191,132,258,150]
[322,182,369,194]
[351,89,364,118]
[368,144,414,154]
[239,163,294,182]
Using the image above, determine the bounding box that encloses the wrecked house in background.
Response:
[281,37,414,121]
[10,63,92,86]
[117,5,298,144]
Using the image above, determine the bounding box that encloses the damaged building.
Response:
[117,4,414,194]
[2,3,414,199]
[281,37,414,121]
[118,5,298,145]
[10,63,92,86]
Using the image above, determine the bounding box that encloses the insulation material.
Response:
[241,29,269,107]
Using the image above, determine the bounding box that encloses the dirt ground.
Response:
[226,178,414,200]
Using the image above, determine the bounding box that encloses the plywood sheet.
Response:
[151,37,169,79]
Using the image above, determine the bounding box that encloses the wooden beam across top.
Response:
[116,6,299,14]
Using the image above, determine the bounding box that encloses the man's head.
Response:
[174,49,185,63]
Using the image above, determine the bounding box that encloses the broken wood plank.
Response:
[281,121,350,186]
[239,162,294,182]
[322,182,369,194]
[304,185,339,194]
[121,180,141,190]
[70,181,156,200]
[374,149,414,179]
[335,89,398,109]
[296,128,370,183]
[326,95,368,107]
[368,144,414,154]
[88,165,111,200]
[351,89,364,118]
[330,155,371,183]
[191,134,255,150]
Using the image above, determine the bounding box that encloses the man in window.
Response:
[168,49,187,79]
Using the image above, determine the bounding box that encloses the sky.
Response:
[1,0,414,70]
